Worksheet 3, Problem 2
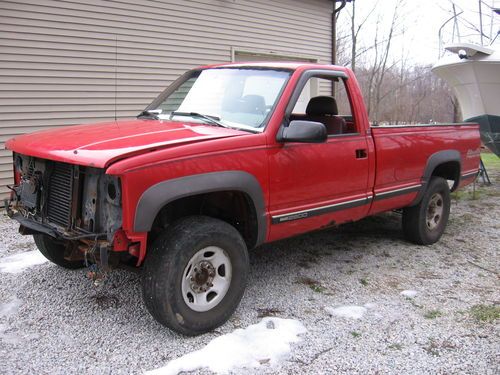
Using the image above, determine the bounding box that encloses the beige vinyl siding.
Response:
[0,0,333,201]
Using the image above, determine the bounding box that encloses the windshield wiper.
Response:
[137,109,162,119]
[169,111,230,128]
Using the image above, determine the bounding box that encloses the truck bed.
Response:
[369,123,481,215]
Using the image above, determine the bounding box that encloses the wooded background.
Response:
[333,0,498,125]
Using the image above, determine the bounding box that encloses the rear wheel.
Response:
[33,234,85,269]
[142,216,249,336]
[402,177,451,245]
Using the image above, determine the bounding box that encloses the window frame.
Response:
[144,67,293,132]
[283,70,359,137]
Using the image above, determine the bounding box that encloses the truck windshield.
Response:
[147,68,291,131]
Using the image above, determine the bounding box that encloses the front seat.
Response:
[305,96,346,135]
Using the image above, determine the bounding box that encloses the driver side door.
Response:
[268,71,371,241]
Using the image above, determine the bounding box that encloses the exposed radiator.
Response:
[46,162,74,228]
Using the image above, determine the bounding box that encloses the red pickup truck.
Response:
[5,62,480,335]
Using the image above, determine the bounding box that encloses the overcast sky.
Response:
[336,0,500,65]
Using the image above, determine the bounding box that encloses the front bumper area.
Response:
[5,153,146,266]
[5,199,107,241]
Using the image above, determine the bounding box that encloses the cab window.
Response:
[291,75,357,135]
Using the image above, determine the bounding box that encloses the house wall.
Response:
[0,0,333,199]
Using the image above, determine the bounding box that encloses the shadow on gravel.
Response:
[18,212,405,327]
[249,212,405,266]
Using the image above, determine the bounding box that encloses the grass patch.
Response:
[296,276,326,293]
[452,188,484,201]
[451,186,500,201]
[310,284,326,293]
[359,278,369,286]
[451,189,469,201]
[469,304,500,323]
[350,331,361,338]
[424,310,442,319]
[388,343,402,350]
[481,153,500,170]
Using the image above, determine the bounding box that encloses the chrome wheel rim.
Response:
[181,246,232,312]
[426,193,444,230]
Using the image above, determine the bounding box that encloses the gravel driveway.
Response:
[1,172,498,375]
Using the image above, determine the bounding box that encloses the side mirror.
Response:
[277,120,327,143]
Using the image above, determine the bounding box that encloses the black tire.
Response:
[142,216,249,336]
[402,177,451,245]
[33,234,85,269]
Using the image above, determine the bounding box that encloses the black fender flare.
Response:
[410,150,461,206]
[133,171,267,247]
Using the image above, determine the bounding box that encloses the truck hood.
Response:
[6,119,247,168]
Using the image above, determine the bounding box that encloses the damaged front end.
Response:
[5,153,127,273]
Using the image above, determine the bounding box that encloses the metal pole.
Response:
[438,11,464,59]
[332,8,337,66]
[331,0,348,95]
[331,0,348,66]
[452,3,460,42]
[479,0,484,45]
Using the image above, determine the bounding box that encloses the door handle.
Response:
[355,149,367,159]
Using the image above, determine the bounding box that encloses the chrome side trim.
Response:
[271,183,422,225]
[373,184,422,201]
[461,170,478,179]
[271,196,372,224]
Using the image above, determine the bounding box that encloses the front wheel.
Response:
[141,216,249,336]
[33,234,85,269]
[402,177,451,245]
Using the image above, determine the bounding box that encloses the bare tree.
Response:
[345,0,378,73]
[335,0,457,125]
[371,1,402,122]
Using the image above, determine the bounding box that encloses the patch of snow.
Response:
[58,332,75,345]
[0,328,23,345]
[146,317,307,375]
[363,303,377,309]
[0,251,48,274]
[0,297,22,318]
[400,290,418,298]
[325,305,367,319]
[0,298,23,345]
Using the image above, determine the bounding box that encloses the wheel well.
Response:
[431,161,460,191]
[149,191,259,249]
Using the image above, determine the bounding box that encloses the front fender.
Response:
[133,171,267,246]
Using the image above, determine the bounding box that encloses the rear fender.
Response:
[410,150,461,206]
